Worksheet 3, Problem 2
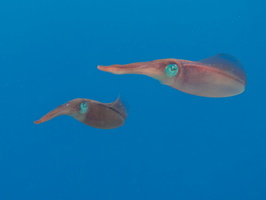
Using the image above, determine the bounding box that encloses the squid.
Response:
[98,54,246,97]
[34,97,127,129]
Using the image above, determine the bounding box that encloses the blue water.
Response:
[0,0,265,199]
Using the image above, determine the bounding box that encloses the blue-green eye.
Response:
[165,64,179,77]
[80,102,88,113]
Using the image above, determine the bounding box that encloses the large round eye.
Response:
[165,64,179,77]
[79,102,89,113]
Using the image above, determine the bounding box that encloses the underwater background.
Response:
[0,0,265,199]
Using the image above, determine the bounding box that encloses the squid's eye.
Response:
[79,102,88,113]
[165,64,179,77]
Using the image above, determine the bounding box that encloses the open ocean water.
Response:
[0,0,265,199]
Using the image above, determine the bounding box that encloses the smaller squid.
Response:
[98,54,247,97]
[34,97,127,129]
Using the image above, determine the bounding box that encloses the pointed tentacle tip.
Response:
[97,65,105,71]
[34,118,46,124]
[34,120,41,124]
[97,65,117,74]
[97,65,115,73]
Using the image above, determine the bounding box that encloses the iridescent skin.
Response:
[34,97,127,129]
[98,54,246,97]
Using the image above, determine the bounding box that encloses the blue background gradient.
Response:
[0,0,265,199]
